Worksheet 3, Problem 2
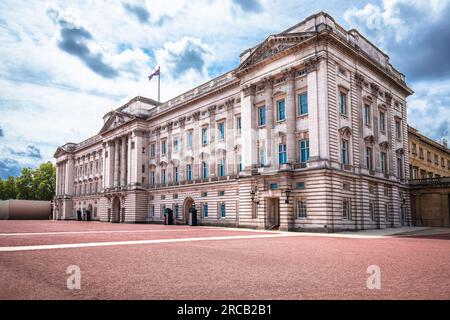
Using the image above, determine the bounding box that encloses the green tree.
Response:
[0,178,5,200]
[16,167,35,200]
[3,176,17,200]
[33,162,56,201]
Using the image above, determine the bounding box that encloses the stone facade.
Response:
[53,12,414,231]
[408,126,450,179]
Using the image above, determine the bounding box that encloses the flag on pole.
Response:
[148,67,160,81]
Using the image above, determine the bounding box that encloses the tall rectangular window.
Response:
[297,200,307,218]
[236,116,241,135]
[161,140,167,155]
[203,203,209,218]
[300,139,310,163]
[186,164,192,181]
[186,130,193,149]
[258,106,266,126]
[343,199,350,220]
[381,151,387,174]
[174,167,179,182]
[397,157,403,178]
[395,120,402,139]
[379,111,385,132]
[369,202,375,221]
[202,127,208,145]
[366,147,373,171]
[218,159,225,177]
[238,155,242,172]
[150,143,156,159]
[151,171,155,186]
[279,143,287,164]
[173,137,179,152]
[342,140,349,164]
[202,161,208,178]
[298,93,308,115]
[174,204,179,219]
[364,104,371,125]
[218,122,225,141]
[259,145,265,167]
[161,169,166,184]
[220,202,226,218]
[339,92,347,115]
[277,100,286,121]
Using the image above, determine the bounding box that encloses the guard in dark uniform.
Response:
[76,209,82,221]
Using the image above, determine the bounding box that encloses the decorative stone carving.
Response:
[355,72,365,87]
[283,67,297,80]
[207,104,217,115]
[379,141,390,151]
[242,84,256,97]
[304,56,320,72]
[364,135,376,145]
[338,126,353,139]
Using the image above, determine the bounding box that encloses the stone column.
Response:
[166,122,173,182]
[192,112,200,179]
[208,105,217,178]
[107,141,115,188]
[241,84,257,173]
[55,163,60,195]
[264,77,274,168]
[225,99,235,174]
[114,139,120,187]
[285,68,297,164]
[120,136,127,187]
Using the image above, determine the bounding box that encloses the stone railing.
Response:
[409,177,450,187]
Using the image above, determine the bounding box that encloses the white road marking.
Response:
[0,233,298,252]
[0,228,218,237]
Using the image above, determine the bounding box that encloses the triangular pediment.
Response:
[99,111,135,134]
[238,32,316,73]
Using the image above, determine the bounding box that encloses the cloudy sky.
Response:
[0,0,449,178]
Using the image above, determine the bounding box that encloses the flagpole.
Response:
[158,68,160,102]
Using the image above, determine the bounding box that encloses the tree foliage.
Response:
[0,161,56,201]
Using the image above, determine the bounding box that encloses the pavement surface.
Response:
[0,220,449,300]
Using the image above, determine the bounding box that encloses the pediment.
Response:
[237,32,315,73]
[99,111,135,134]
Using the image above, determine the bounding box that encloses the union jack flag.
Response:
[148,67,160,81]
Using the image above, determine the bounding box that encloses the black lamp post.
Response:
[250,190,259,205]
[283,189,291,204]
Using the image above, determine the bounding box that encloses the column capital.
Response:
[304,56,320,73]
[283,67,296,81]
[242,84,256,97]
[262,76,274,89]
[207,104,217,115]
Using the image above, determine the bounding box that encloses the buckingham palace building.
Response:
[53,12,414,232]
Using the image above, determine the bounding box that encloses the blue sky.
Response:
[0,0,449,178]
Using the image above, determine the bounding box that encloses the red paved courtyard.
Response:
[0,220,449,300]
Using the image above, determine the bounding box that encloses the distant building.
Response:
[408,126,450,179]
[54,12,413,231]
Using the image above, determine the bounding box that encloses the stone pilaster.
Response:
[120,135,127,187]
[208,105,217,177]
[225,99,235,174]
[285,68,297,164]
[241,84,257,173]
[114,139,120,187]
[263,77,274,168]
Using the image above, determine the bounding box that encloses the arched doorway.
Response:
[112,196,121,223]
[183,197,195,225]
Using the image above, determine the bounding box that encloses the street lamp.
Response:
[250,190,259,205]
[283,189,291,204]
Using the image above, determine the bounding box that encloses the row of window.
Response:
[75,160,102,177]
[149,203,227,219]
[150,160,228,185]
[410,166,444,179]
[150,120,241,158]
[74,181,101,196]
[411,143,450,169]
